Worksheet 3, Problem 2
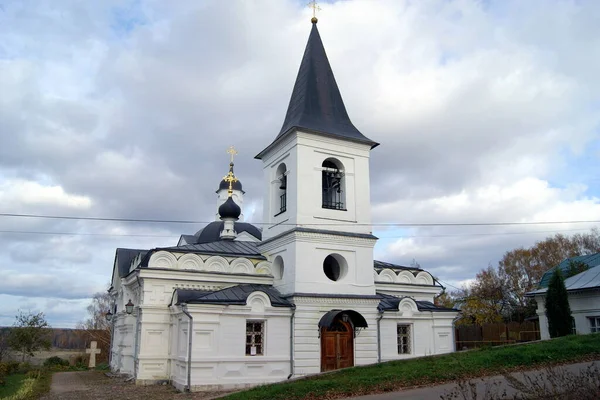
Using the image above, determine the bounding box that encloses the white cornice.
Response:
[139,268,273,285]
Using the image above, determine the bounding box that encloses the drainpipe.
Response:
[377,310,384,363]
[133,307,142,378]
[181,304,193,392]
[287,305,296,379]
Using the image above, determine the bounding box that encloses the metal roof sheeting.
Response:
[174,284,293,308]
[377,292,458,313]
[537,252,600,288]
[162,240,265,259]
[529,264,600,295]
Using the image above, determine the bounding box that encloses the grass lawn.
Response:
[223,333,600,400]
[0,374,27,398]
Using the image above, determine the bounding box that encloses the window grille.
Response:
[397,324,411,354]
[590,317,600,333]
[280,192,287,213]
[322,162,344,210]
[246,321,264,356]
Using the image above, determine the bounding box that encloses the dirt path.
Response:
[40,371,231,400]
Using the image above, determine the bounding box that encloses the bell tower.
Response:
[256,18,379,296]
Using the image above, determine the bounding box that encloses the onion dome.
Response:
[218,178,243,192]
[217,162,244,193]
[218,197,241,220]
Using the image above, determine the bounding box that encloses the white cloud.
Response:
[0,0,599,326]
[0,180,92,209]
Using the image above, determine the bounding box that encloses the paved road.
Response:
[346,361,599,400]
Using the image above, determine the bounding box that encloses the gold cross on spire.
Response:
[223,146,239,197]
[308,0,320,23]
[227,145,238,163]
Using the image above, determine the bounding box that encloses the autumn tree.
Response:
[8,311,51,362]
[459,228,599,324]
[545,268,572,338]
[434,290,456,309]
[454,265,507,325]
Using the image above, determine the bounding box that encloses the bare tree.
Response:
[77,291,112,347]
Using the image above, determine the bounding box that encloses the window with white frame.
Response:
[397,324,411,354]
[590,317,600,333]
[246,321,264,356]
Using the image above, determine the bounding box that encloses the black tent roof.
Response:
[257,21,378,159]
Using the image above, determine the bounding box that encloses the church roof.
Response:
[528,263,600,296]
[159,240,265,260]
[194,221,262,243]
[536,252,600,288]
[256,21,378,159]
[218,178,243,192]
[114,248,147,278]
[377,293,458,313]
[373,260,422,272]
[173,284,293,307]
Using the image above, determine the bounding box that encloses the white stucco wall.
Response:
[535,290,600,340]
[260,131,373,241]
[170,294,292,391]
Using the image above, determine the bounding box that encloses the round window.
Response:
[323,254,347,281]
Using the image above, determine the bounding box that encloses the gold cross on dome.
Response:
[227,146,238,163]
[223,171,238,197]
[308,0,320,20]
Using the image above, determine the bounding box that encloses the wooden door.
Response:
[321,320,354,372]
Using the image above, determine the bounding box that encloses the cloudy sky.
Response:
[1,0,599,327]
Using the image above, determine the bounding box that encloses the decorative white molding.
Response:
[255,261,273,276]
[230,258,254,274]
[205,256,229,272]
[149,251,178,269]
[247,291,272,313]
[397,271,416,284]
[398,298,418,317]
[415,271,434,286]
[177,253,204,271]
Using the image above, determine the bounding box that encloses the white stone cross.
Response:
[86,340,101,368]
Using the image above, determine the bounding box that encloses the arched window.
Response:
[322,159,345,210]
[275,163,287,215]
[272,255,284,280]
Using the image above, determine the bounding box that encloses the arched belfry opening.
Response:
[321,158,345,210]
[275,163,287,215]
[318,310,367,372]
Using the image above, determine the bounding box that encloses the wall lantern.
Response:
[105,311,113,322]
[341,313,349,323]
[125,299,135,314]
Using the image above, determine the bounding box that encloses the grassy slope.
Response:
[0,374,27,398]
[224,334,600,400]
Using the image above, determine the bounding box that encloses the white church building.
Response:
[108,17,458,391]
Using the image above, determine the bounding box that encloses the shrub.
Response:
[43,356,69,368]
[16,363,32,374]
[6,361,20,374]
[0,362,7,386]
[0,362,8,376]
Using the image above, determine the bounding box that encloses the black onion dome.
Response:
[217,179,243,192]
[218,197,241,220]
[194,221,261,243]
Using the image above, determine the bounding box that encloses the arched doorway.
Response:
[318,310,368,372]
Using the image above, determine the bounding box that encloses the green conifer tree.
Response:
[544,268,573,338]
